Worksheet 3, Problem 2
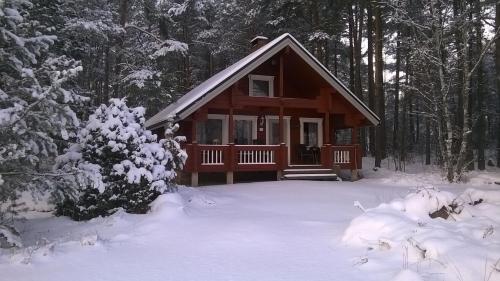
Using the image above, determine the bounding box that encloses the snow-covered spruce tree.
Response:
[0,0,85,240]
[55,99,186,220]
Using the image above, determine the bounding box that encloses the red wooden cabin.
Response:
[146,34,379,185]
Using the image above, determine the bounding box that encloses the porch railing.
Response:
[184,143,362,173]
[200,145,225,165]
[236,146,277,164]
[320,144,362,170]
[185,144,287,173]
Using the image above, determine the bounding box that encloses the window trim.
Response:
[249,74,274,97]
[196,114,228,144]
[233,115,258,143]
[299,117,323,147]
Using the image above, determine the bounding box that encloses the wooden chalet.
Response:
[146,34,379,185]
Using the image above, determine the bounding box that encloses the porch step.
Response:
[282,168,338,181]
[283,168,333,174]
[282,173,338,181]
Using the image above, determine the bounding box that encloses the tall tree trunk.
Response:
[465,7,475,171]
[367,0,376,156]
[394,28,401,166]
[348,4,355,92]
[333,36,339,77]
[400,55,410,170]
[475,0,486,170]
[496,1,500,167]
[374,0,385,168]
[453,0,464,157]
[354,1,366,154]
[103,45,110,103]
[426,117,431,165]
[113,0,129,98]
[354,1,364,100]
[455,27,472,180]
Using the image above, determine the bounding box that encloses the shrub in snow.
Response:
[55,99,186,220]
[343,187,500,280]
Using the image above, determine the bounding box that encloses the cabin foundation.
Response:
[226,171,234,184]
[191,172,199,187]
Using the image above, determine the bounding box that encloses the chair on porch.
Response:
[297,144,318,164]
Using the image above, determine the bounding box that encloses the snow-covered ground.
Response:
[1,159,500,281]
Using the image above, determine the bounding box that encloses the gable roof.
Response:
[146,33,379,128]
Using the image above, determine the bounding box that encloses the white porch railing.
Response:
[237,146,277,164]
[333,150,350,164]
[201,147,225,165]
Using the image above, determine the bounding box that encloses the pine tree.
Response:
[55,98,186,220]
[0,0,85,227]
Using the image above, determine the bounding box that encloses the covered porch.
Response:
[184,143,362,186]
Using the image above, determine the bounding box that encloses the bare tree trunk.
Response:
[400,56,410,169]
[367,0,376,157]
[453,0,464,157]
[474,0,486,170]
[354,1,364,100]
[455,28,472,180]
[348,4,355,92]
[374,0,385,168]
[465,8,475,171]
[430,0,454,182]
[426,117,431,165]
[103,45,110,103]
[354,1,366,154]
[113,0,129,98]
[496,2,500,167]
[394,28,401,167]
[333,36,339,77]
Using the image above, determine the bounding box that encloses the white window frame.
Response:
[197,114,228,144]
[233,115,258,143]
[249,74,274,97]
[299,117,323,147]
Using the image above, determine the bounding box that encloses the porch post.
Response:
[324,112,330,145]
[227,108,234,184]
[279,54,284,98]
[228,108,234,144]
[191,118,199,187]
[278,54,285,174]
[351,126,359,181]
[279,105,284,143]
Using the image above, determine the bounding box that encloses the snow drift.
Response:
[343,187,500,281]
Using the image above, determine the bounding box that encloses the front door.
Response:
[298,118,323,164]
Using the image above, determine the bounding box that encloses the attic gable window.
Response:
[249,75,274,97]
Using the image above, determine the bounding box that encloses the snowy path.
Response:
[1,181,419,281]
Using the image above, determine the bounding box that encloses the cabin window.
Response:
[233,116,257,144]
[196,115,228,144]
[268,119,280,145]
[335,129,352,145]
[249,75,274,97]
[299,118,323,147]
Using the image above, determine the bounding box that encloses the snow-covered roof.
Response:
[146,33,379,129]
